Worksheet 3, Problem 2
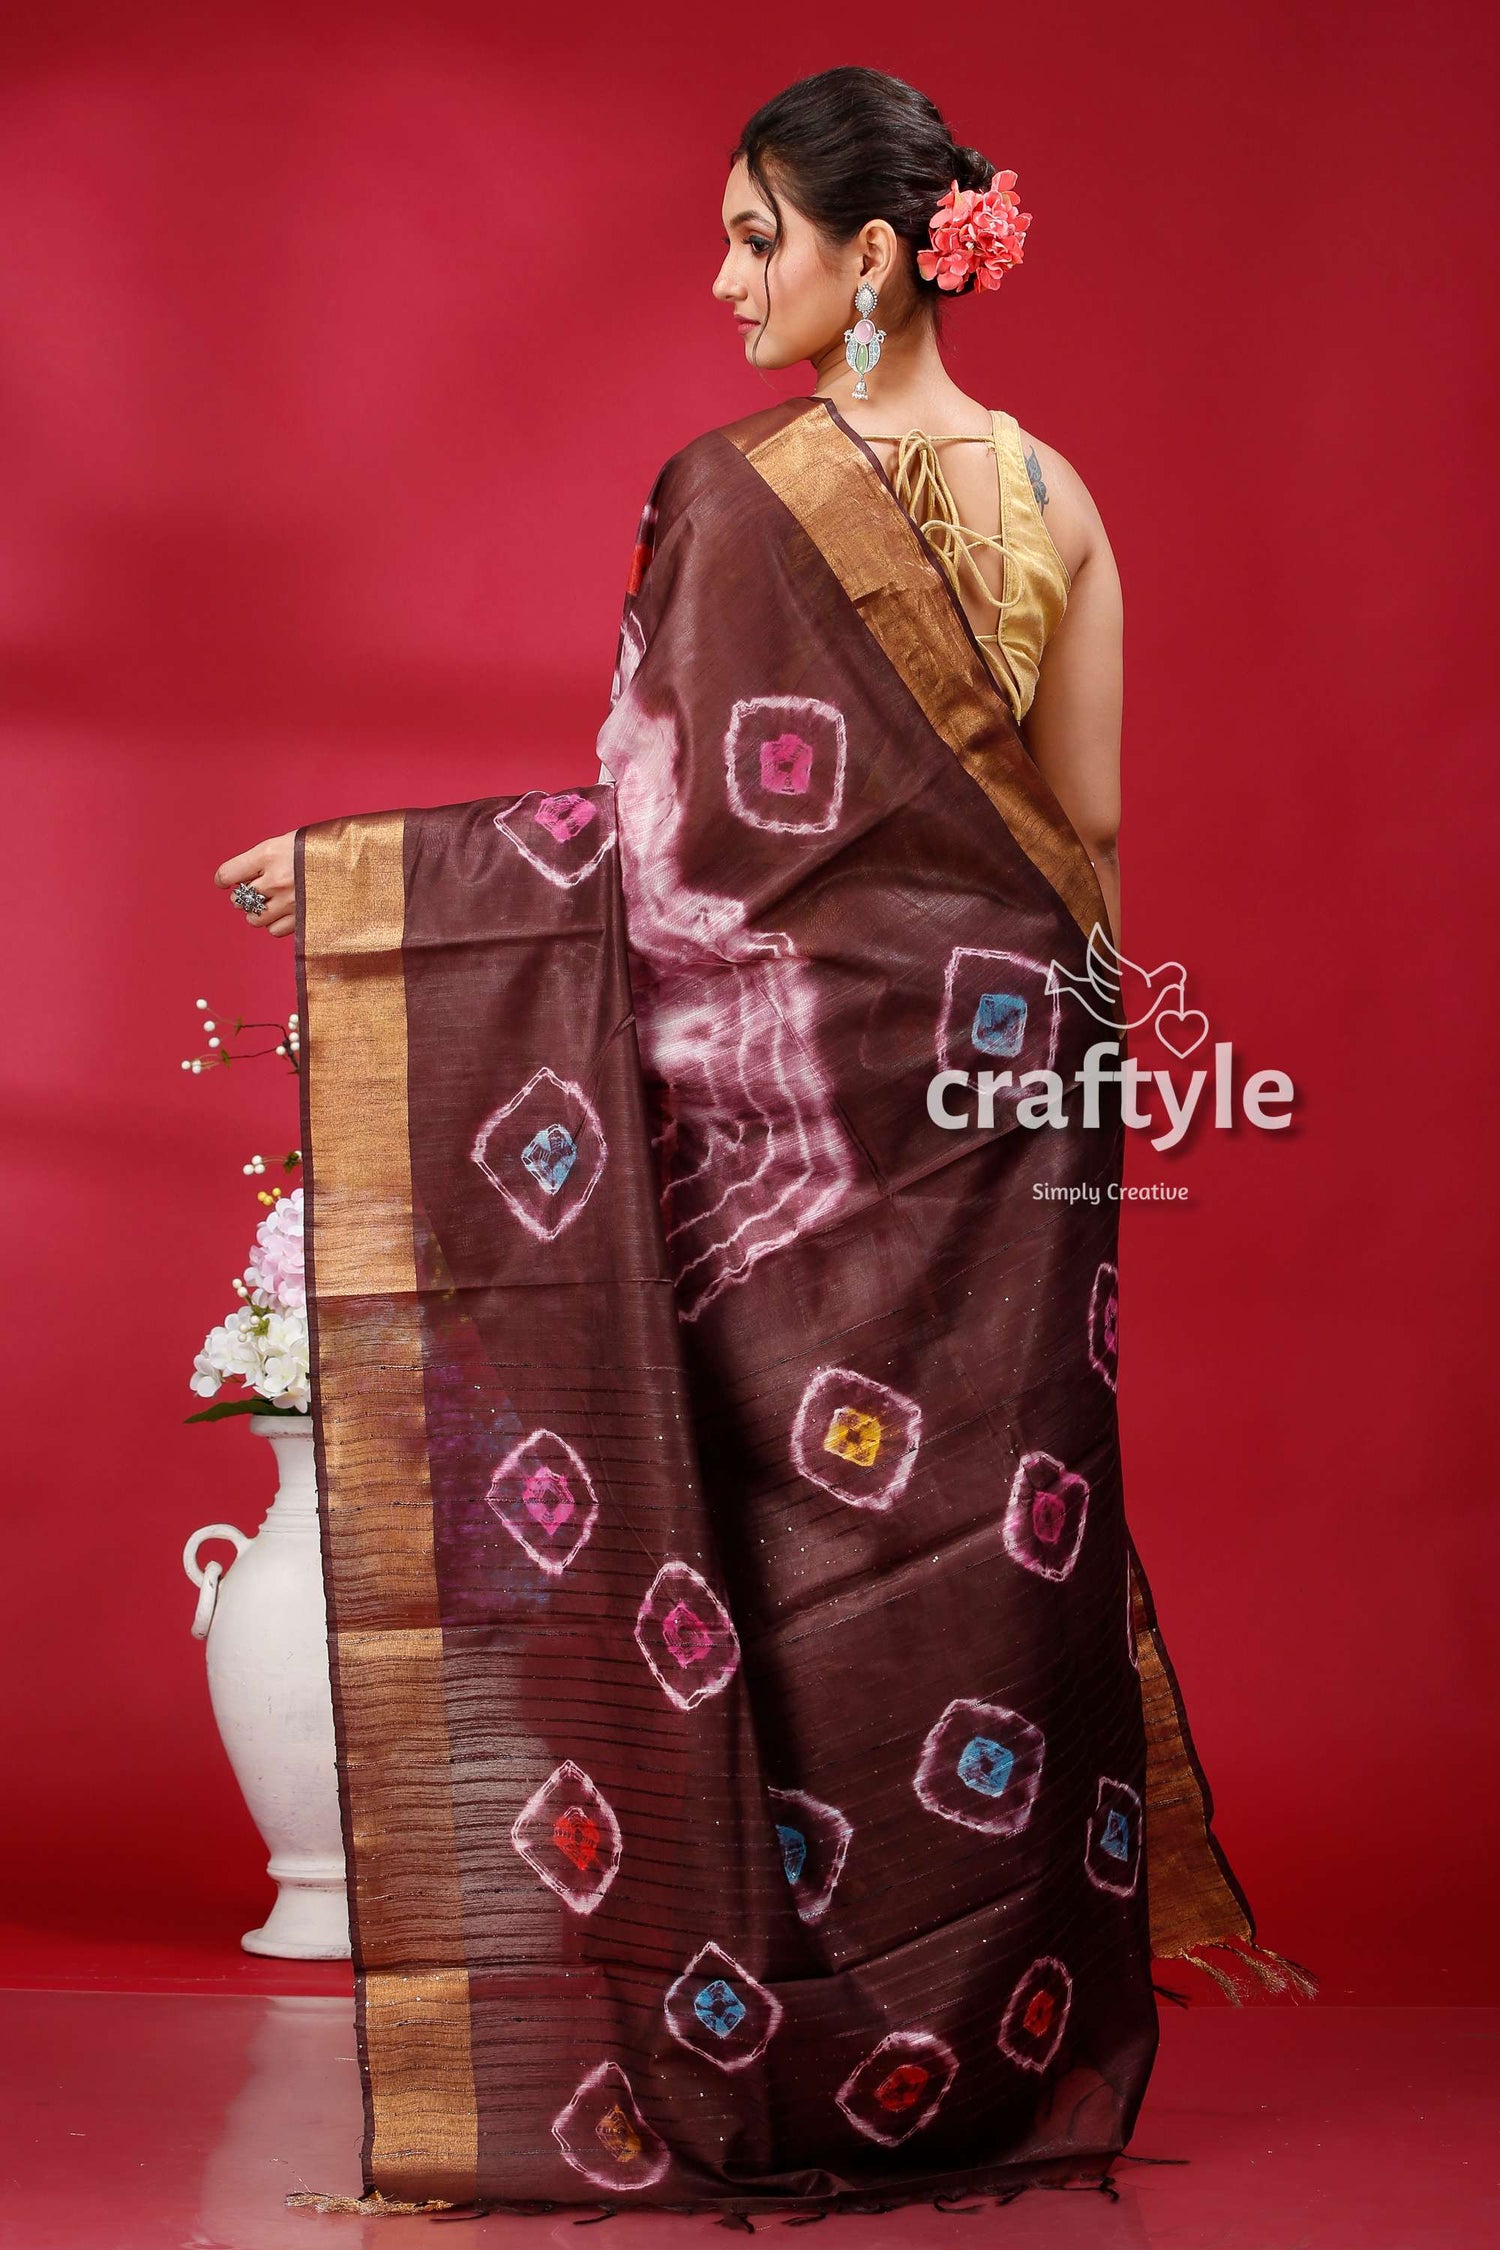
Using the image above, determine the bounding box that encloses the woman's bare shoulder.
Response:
[1012,422,1110,581]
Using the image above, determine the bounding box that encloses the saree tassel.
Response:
[284,2188,457,2216]
[1228,1935,1322,2000]
[1170,1946,1255,2004]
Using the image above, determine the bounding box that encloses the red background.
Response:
[4,0,1494,2001]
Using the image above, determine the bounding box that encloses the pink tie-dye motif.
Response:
[534,791,597,842]
[522,1467,575,1538]
[758,732,814,795]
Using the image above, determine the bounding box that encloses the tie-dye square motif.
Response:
[835,2030,959,2147]
[791,1365,923,1510]
[511,1760,622,1916]
[765,1786,853,1926]
[914,1697,1046,1836]
[551,2061,670,2192]
[1084,1776,1142,1897]
[663,1943,784,2071]
[997,1956,1073,2074]
[472,1067,608,1241]
[936,946,1061,1090]
[1089,1260,1120,1390]
[494,787,617,887]
[484,1427,600,1576]
[724,694,847,833]
[1002,1449,1091,1582]
[634,1560,741,1711]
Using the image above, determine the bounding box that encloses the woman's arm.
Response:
[1014,434,1123,949]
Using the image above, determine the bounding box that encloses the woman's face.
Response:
[713,156,896,374]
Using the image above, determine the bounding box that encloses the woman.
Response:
[221,66,1312,2224]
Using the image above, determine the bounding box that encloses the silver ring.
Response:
[231,882,270,917]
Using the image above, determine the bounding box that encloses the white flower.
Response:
[190,1295,311,1410]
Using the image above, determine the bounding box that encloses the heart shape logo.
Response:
[523,1467,575,1539]
[1154,1005,1209,1058]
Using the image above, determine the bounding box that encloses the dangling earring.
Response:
[843,282,885,402]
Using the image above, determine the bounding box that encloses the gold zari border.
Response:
[301,814,478,2200]
[729,405,1109,943]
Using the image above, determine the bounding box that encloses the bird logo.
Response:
[1046,924,1209,1057]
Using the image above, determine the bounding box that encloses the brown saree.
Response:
[293,395,1315,2218]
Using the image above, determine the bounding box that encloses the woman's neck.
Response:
[808,312,991,438]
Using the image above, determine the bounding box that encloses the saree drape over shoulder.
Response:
[294,395,1313,2219]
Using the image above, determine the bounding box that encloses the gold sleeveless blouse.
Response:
[864,408,1071,725]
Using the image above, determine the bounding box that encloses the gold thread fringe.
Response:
[285,2189,456,2216]
[1175,1949,1252,2003]
[1155,1935,1322,2006]
[1231,1936,1322,2000]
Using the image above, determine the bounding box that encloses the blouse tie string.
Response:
[869,429,1023,649]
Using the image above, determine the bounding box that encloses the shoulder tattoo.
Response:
[1024,444,1050,511]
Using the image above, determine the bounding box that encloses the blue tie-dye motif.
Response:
[957,1735,1015,1797]
[1101,1808,1131,1860]
[971,992,1028,1057]
[776,1823,808,1884]
[694,1979,747,2037]
[521,1122,578,1193]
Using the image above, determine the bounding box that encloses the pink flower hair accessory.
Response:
[917,170,1031,294]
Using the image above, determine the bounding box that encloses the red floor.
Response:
[2,1988,1493,2249]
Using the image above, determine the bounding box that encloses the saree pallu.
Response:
[294,395,1310,2217]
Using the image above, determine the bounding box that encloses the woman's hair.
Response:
[731,66,998,323]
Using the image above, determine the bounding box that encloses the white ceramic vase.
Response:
[183,1413,350,1959]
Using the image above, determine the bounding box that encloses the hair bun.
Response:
[951,143,996,194]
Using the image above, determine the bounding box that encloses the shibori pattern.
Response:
[790,1365,924,1511]
[997,1957,1073,2073]
[766,1786,853,1926]
[602,704,861,1326]
[634,1560,742,1711]
[936,944,1062,1087]
[611,609,646,706]
[1085,1776,1143,1897]
[663,1943,785,2072]
[492,788,617,888]
[511,1760,623,1916]
[551,2061,671,2193]
[296,397,1294,2217]
[835,2030,959,2148]
[471,1066,608,1241]
[723,693,848,833]
[484,1427,600,1576]
[1089,1259,1120,1390]
[1002,1448,1092,1581]
[914,1696,1046,1836]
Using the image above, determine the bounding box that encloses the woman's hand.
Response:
[214,833,297,937]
